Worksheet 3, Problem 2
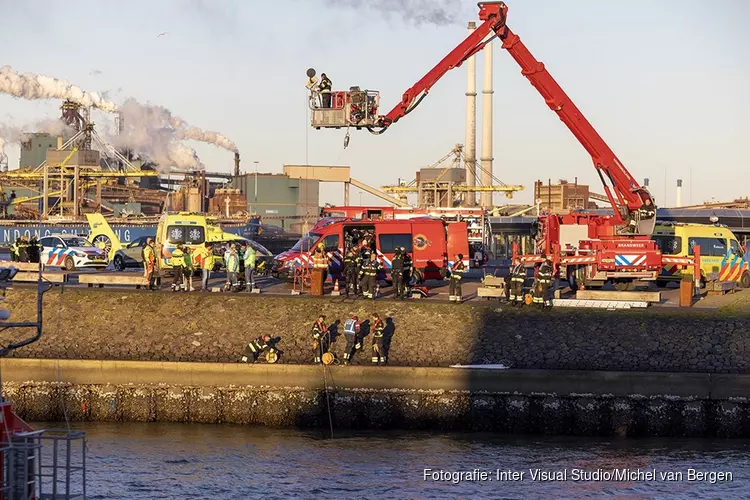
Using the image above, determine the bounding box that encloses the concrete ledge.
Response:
[13,271,67,283]
[78,272,144,287]
[0,261,39,272]
[576,290,661,302]
[4,359,746,399]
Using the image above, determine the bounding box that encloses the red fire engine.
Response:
[273,217,469,283]
[309,1,671,290]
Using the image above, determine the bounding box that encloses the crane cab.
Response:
[310,86,381,129]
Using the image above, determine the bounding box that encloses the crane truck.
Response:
[308,1,676,290]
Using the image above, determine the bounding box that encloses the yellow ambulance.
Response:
[652,222,750,288]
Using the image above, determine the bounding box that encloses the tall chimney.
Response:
[234,152,240,177]
[464,21,477,206]
[676,179,683,208]
[480,38,494,208]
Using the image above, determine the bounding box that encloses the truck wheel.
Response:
[113,255,125,271]
[613,280,634,292]
[655,280,669,288]
[740,271,750,289]
[64,256,76,271]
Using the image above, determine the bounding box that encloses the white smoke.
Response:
[111,99,205,171]
[175,126,238,153]
[0,65,119,113]
[0,66,238,166]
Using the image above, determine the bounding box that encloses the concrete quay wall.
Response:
[3,289,750,373]
[4,360,750,437]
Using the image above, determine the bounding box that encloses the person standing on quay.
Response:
[143,238,157,290]
[243,242,257,292]
[170,245,185,292]
[312,314,329,364]
[225,243,240,292]
[370,313,386,365]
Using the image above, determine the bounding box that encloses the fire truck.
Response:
[273,217,469,283]
[320,205,488,265]
[308,1,672,290]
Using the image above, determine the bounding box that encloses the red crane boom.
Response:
[372,1,652,223]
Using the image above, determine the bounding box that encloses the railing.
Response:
[1,429,86,500]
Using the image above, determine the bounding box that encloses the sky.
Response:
[0,0,748,208]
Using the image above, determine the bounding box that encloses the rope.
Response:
[320,331,334,439]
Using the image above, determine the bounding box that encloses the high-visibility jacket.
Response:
[199,248,214,270]
[372,319,385,338]
[451,260,466,280]
[312,249,328,269]
[170,248,185,267]
[142,245,155,265]
[362,260,379,277]
[510,263,526,283]
[312,320,327,339]
[183,251,193,270]
[226,251,239,273]
[538,262,554,285]
[243,246,256,268]
[344,319,360,336]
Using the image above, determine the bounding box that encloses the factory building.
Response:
[19,133,58,170]
[230,173,319,231]
[534,179,598,212]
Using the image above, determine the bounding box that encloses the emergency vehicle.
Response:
[320,205,488,266]
[88,212,250,271]
[39,234,108,270]
[652,222,750,288]
[273,217,469,283]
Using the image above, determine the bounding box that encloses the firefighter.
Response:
[532,255,554,308]
[391,247,404,299]
[402,247,413,298]
[319,73,332,108]
[627,197,656,233]
[241,334,275,363]
[170,245,185,291]
[355,244,366,294]
[370,313,386,365]
[143,237,157,290]
[311,314,329,364]
[449,253,467,302]
[361,252,380,299]
[343,247,358,297]
[509,257,526,306]
[312,242,328,284]
[342,315,361,365]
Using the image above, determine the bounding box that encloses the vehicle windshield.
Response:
[62,237,93,247]
[291,232,322,252]
[246,239,272,256]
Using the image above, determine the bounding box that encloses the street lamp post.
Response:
[253,161,259,215]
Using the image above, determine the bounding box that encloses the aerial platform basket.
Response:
[309,86,382,130]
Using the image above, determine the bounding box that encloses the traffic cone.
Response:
[331,278,341,296]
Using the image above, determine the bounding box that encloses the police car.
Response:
[40,234,108,270]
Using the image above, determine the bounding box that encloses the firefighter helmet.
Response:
[265,350,279,364]
[322,352,335,365]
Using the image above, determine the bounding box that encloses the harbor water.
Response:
[41,422,750,499]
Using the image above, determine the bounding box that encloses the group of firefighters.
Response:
[240,312,390,366]
[507,254,554,308]
[310,233,415,300]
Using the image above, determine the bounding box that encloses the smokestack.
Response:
[464,21,477,206]
[480,37,494,208]
[676,179,683,208]
[234,152,240,177]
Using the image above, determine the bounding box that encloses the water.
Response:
[38,422,750,499]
